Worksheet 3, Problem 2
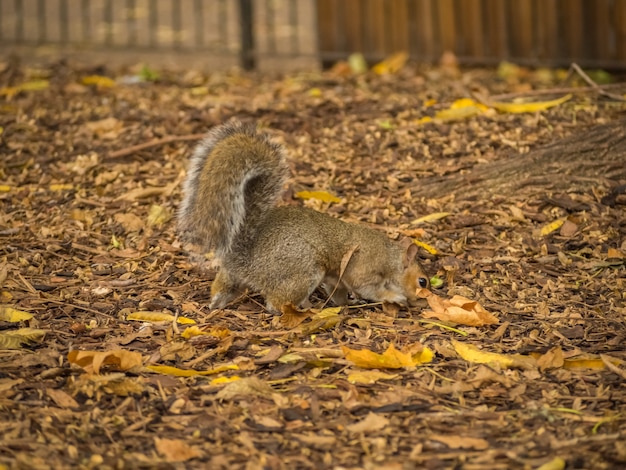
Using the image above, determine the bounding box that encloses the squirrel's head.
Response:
[400,239,430,305]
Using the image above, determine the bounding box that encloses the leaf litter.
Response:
[0,58,625,469]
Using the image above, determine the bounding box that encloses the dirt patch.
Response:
[1,60,625,469]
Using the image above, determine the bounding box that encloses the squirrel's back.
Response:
[177,121,288,256]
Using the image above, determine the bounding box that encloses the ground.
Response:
[0,59,625,470]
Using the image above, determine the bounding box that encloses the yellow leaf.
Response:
[491,94,571,114]
[435,105,485,121]
[19,80,50,91]
[347,53,368,74]
[49,184,73,191]
[0,80,49,97]
[0,328,46,349]
[81,75,116,88]
[563,357,621,370]
[536,457,566,470]
[301,306,343,334]
[146,364,239,377]
[342,343,433,369]
[0,185,10,192]
[189,86,209,96]
[424,99,437,107]
[0,306,34,322]
[412,212,451,224]
[450,98,490,111]
[126,311,196,324]
[210,376,241,385]
[295,190,341,204]
[541,218,565,236]
[372,51,409,75]
[181,325,231,339]
[308,87,322,97]
[347,370,399,384]
[452,340,536,369]
[416,116,433,125]
[147,205,170,226]
[67,349,143,374]
[412,239,438,255]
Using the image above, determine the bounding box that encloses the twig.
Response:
[488,82,626,101]
[566,63,626,101]
[107,133,206,159]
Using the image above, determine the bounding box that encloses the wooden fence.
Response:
[0,0,625,69]
[316,0,626,68]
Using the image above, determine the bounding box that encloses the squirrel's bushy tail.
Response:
[178,120,288,256]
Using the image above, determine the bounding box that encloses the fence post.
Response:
[239,0,255,70]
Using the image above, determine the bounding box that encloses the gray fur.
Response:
[177,120,288,257]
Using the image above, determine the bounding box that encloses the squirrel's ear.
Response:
[400,238,419,267]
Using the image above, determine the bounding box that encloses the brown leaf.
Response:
[46,388,79,408]
[421,292,498,326]
[537,346,565,371]
[67,349,143,374]
[154,437,201,462]
[280,303,314,328]
[346,412,390,433]
[429,434,489,450]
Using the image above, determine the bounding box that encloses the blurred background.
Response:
[0,0,624,70]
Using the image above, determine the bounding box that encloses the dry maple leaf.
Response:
[342,343,433,369]
[67,349,143,374]
[419,290,498,326]
[280,303,314,328]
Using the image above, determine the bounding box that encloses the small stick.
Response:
[107,133,206,159]
[488,82,626,101]
[567,63,626,101]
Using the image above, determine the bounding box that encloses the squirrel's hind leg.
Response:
[264,269,325,314]
[209,269,243,309]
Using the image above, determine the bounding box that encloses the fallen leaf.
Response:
[126,311,196,324]
[46,388,79,408]
[147,204,170,226]
[346,412,389,433]
[294,190,341,204]
[347,52,368,74]
[147,364,238,377]
[537,346,565,371]
[412,212,451,224]
[0,306,33,322]
[181,325,231,339]
[0,328,46,349]
[81,75,116,88]
[491,94,571,114]
[300,307,342,334]
[541,218,566,236]
[280,303,315,328]
[372,51,408,75]
[215,377,274,400]
[210,376,241,385]
[536,457,566,470]
[429,434,489,450]
[68,349,143,374]
[155,437,201,462]
[412,239,439,255]
[342,343,434,369]
[421,292,499,326]
[452,340,536,369]
[347,370,399,385]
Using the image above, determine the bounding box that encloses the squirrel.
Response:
[178,120,429,314]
